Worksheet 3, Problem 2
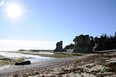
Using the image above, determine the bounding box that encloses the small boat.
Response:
[15,60,31,65]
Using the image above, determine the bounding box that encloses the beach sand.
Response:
[0,52,116,77]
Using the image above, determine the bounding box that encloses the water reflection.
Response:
[25,57,53,63]
[0,51,54,63]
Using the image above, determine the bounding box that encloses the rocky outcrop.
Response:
[54,41,65,52]
[73,35,93,53]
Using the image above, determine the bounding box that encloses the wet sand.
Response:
[0,54,93,77]
[0,52,116,77]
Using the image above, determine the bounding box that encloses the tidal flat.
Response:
[0,50,116,77]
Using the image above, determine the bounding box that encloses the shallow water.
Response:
[24,56,54,63]
[0,65,11,71]
[0,51,55,71]
[0,51,54,63]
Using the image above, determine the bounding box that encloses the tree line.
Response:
[64,32,116,53]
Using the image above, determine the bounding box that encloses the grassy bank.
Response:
[39,52,83,58]
[12,51,83,58]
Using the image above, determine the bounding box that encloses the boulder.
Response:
[15,60,31,65]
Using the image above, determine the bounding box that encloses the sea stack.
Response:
[54,41,64,52]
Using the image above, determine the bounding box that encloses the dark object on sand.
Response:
[15,60,31,65]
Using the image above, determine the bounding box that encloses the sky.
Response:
[0,0,116,50]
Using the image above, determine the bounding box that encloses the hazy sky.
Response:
[0,0,116,50]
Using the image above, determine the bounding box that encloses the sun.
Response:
[6,3,22,18]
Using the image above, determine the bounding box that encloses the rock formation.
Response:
[54,41,64,52]
[73,35,93,53]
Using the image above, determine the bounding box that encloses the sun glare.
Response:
[6,3,22,18]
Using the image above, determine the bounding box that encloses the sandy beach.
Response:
[0,52,116,77]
